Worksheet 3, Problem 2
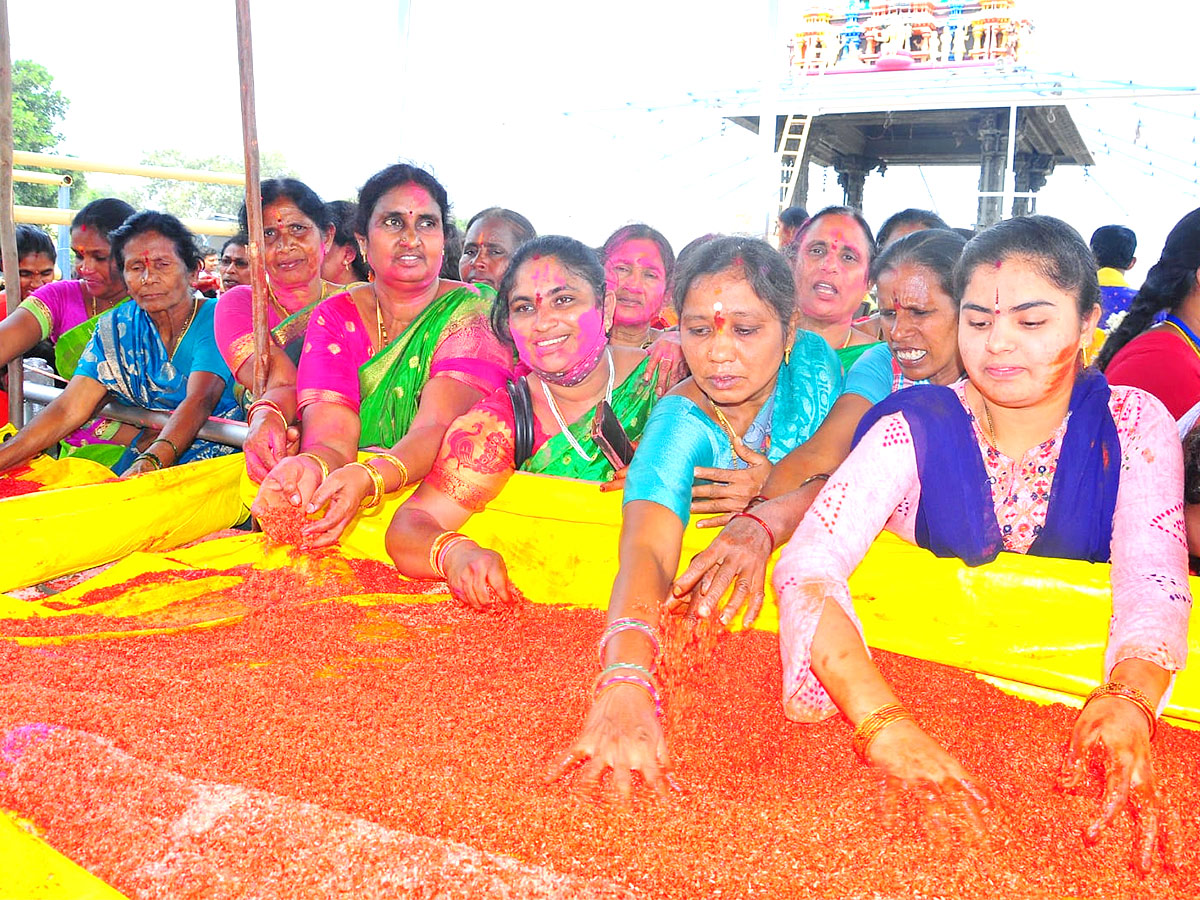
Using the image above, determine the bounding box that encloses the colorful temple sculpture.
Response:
[730,1,1089,229]
[791,1,1033,72]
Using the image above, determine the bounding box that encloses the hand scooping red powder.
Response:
[0,465,42,499]
[0,598,1196,898]
[255,502,316,548]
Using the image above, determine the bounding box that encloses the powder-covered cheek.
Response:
[572,307,607,357]
[511,327,538,368]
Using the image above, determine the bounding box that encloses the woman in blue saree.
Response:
[546,236,841,797]
[0,212,241,477]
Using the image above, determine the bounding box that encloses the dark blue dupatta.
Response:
[852,370,1121,566]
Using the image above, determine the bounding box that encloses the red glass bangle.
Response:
[734,511,776,551]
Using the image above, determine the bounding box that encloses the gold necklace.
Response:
[708,397,739,444]
[168,298,200,360]
[980,394,997,449]
[375,296,389,350]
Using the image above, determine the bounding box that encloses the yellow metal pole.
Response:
[235,0,271,398]
[12,169,73,187]
[1,0,24,427]
[12,150,245,186]
[14,205,238,237]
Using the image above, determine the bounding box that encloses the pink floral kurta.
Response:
[773,381,1192,722]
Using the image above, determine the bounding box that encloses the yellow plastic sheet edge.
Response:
[0,453,250,594]
[17,468,1198,726]
[0,810,130,899]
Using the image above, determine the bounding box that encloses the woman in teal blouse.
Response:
[547,236,841,798]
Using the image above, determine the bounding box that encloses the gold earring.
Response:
[784,347,792,366]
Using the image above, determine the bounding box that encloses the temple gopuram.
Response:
[726,1,1115,230]
[791,1,1031,71]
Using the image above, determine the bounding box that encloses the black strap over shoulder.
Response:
[506,376,534,469]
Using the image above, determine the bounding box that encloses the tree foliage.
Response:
[118,150,298,223]
[11,60,82,208]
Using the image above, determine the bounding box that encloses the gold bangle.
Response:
[345,461,385,509]
[297,452,330,482]
[1085,681,1158,739]
[370,452,409,490]
[851,702,913,762]
[247,399,288,427]
[428,530,471,579]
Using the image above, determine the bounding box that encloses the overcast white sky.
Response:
[10,1,1200,282]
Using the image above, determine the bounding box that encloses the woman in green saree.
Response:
[252,164,514,545]
[386,235,656,608]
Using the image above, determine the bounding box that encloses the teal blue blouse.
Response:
[623,329,842,524]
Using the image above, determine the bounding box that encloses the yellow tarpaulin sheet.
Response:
[0,812,129,899]
[0,453,249,594]
[3,468,1198,890]
[15,469,1200,728]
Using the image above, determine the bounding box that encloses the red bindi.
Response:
[712,301,726,331]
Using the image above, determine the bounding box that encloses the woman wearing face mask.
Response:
[0,212,241,477]
[774,216,1187,875]
[386,235,657,608]
[546,236,841,799]
[251,164,514,546]
[675,229,968,623]
[214,179,359,481]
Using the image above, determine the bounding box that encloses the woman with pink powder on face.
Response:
[601,223,689,399]
[386,235,657,609]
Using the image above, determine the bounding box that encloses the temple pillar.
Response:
[834,154,875,210]
[976,116,1006,229]
[1012,152,1055,217]
[787,153,811,210]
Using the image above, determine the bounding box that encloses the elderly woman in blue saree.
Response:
[545,236,842,798]
[0,212,241,478]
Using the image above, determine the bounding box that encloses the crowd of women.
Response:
[1,161,1195,875]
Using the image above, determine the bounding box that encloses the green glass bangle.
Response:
[598,662,653,680]
[133,452,163,471]
[148,437,179,460]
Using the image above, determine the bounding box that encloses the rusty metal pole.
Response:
[1,0,25,427]
[234,0,270,398]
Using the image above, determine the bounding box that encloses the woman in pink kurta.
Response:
[212,178,357,481]
[773,216,1189,875]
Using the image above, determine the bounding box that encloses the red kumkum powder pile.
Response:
[1,571,1197,898]
[0,464,42,499]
